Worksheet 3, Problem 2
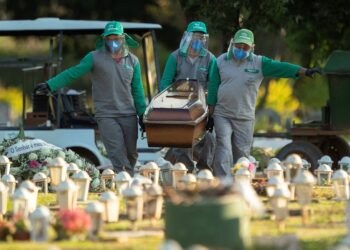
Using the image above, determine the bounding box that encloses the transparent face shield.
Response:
[179,31,209,55]
[105,34,129,56]
[227,38,253,60]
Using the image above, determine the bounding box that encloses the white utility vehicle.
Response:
[0,18,163,166]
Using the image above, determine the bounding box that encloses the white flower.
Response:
[66,149,75,157]
[10,167,21,175]
[12,155,19,161]
[41,167,49,176]
[91,178,101,189]
[75,159,83,168]
[57,151,66,159]
[28,153,38,161]
[44,157,53,165]
[40,147,51,157]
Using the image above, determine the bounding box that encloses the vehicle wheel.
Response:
[276,140,323,171]
[319,136,350,169]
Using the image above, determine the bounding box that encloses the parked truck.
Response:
[272,50,350,169]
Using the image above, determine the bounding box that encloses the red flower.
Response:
[28,160,40,168]
[56,209,91,235]
[248,163,255,173]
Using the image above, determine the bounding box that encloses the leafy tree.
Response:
[283,0,350,66]
[178,0,287,52]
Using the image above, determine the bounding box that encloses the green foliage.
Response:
[179,0,288,48]
[251,147,275,170]
[294,73,329,110]
[283,1,350,66]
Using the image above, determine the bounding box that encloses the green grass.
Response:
[251,199,346,249]
[0,188,348,249]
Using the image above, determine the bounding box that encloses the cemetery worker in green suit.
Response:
[160,21,220,172]
[34,21,146,175]
[208,28,321,176]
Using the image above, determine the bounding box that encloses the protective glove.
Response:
[34,82,51,94]
[138,114,145,132]
[206,116,214,133]
[305,67,322,78]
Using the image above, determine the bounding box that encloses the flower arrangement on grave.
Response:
[54,209,91,241]
[0,212,31,241]
[231,162,255,174]
[12,212,31,241]
[0,137,102,191]
[96,140,108,158]
[0,220,15,241]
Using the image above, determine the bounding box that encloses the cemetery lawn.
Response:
[0,187,346,250]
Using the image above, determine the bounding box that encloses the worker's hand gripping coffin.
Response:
[144,80,208,147]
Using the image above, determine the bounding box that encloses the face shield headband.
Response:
[179,31,209,55]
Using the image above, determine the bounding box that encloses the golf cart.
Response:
[0,17,162,166]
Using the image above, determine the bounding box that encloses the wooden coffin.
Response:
[144,79,208,148]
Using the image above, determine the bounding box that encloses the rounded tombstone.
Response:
[318,155,333,166]
[197,169,214,180]
[181,173,197,183]
[284,154,303,166]
[339,156,350,169]
[33,172,47,182]
[0,155,11,165]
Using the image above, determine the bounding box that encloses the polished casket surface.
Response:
[144,80,208,147]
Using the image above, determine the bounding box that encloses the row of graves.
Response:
[1,141,350,248]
